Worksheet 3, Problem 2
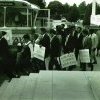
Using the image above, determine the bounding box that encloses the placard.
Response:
[33,44,45,61]
[79,49,90,63]
[91,15,100,26]
[59,53,77,68]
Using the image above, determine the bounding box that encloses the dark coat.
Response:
[76,33,84,50]
[39,34,50,58]
[50,35,61,57]
[18,45,31,68]
[0,37,9,58]
[0,37,12,71]
[65,33,76,53]
[61,29,67,47]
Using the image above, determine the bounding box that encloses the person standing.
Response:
[0,31,16,79]
[34,28,50,71]
[49,28,62,70]
[39,28,50,58]
[61,24,66,52]
[90,29,98,64]
[96,29,100,56]
[64,26,76,70]
[80,29,93,71]
[16,34,33,74]
[64,26,76,53]
[75,27,83,60]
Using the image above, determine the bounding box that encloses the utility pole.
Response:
[92,0,96,15]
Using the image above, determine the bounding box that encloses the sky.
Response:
[45,0,100,6]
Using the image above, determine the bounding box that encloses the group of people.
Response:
[0,25,99,80]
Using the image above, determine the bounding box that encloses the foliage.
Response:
[83,3,92,25]
[67,4,80,22]
[47,1,64,19]
[96,3,100,14]
[63,3,70,19]
[78,1,87,19]
[26,0,45,8]
[26,0,100,24]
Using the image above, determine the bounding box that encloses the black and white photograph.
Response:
[0,0,100,100]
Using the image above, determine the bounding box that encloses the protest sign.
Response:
[91,15,100,26]
[33,44,45,61]
[59,53,77,68]
[79,49,90,63]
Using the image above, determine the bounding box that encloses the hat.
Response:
[23,34,30,40]
[40,28,46,33]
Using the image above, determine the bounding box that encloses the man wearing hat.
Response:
[0,31,17,79]
[0,31,9,62]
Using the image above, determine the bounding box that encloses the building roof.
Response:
[0,0,40,10]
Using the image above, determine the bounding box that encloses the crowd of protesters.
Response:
[0,24,100,80]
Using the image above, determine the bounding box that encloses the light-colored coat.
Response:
[91,33,98,49]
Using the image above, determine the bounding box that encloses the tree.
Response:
[83,3,92,25]
[63,3,70,20]
[26,0,46,8]
[67,4,80,22]
[47,1,64,19]
[96,3,100,14]
[78,1,87,19]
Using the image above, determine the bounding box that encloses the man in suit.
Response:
[39,28,50,58]
[49,29,61,70]
[65,26,76,53]
[80,29,93,71]
[39,28,51,70]
[64,26,77,71]
[61,24,67,52]
[75,27,83,60]
[34,28,50,71]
